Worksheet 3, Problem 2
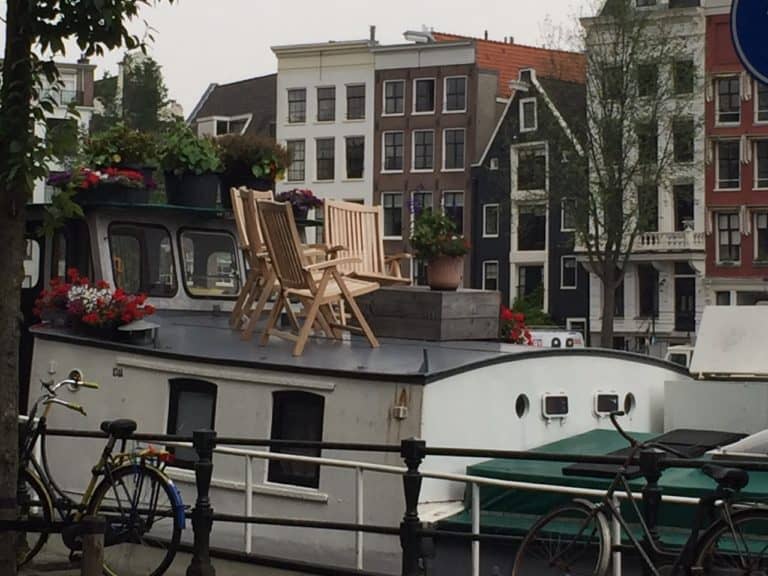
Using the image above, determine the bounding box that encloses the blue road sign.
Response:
[731,0,768,84]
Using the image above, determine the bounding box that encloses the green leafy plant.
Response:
[410,209,469,261]
[218,134,288,181]
[159,121,221,176]
[83,123,157,168]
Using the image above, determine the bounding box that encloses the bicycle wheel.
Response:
[16,467,54,567]
[694,508,768,575]
[512,501,611,576]
[87,464,183,576]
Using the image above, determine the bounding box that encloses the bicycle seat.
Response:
[702,463,749,491]
[100,419,137,439]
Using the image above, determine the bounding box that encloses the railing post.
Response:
[80,515,105,576]
[400,437,426,576]
[639,447,665,575]
[186,429,217,576]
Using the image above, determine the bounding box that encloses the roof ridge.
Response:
[213,73,277,89]
[432,31,583,57]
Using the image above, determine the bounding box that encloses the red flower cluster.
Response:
[500,306,533,346]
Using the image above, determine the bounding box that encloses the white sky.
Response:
[1,0,588,115]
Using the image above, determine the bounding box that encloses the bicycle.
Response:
[512,411,768,576]
[17,370,185,576]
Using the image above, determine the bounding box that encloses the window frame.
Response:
[519,97,538,133]
[287,88,307,124]
[346,84,366,121]
[672,117,694,164]
[483,203,500,238]
[286,139,306,182]
[516,203,547,252]
[560,255,578,290]
[673,59,694,95]
[108,222,178,298]
[756,81,768,124]
[166,378,217,469]
[443,76,468,113]
[716,139,741,191]
[515,144,548,192]
[315,137,335,181]
[755,140,768,190]
[382,192,403,239]
[715,76,741,126]
[482,260,499,291]
[716,211,741,265]
[412,78,436,115]
[442,128,465,172]
[561,198,576,232]
[411,129,435,173]
[754,212,768,262]
[382,79,405,117]
[177,227,241,301]
[382,131,404,173]
[316,86,336,123]
[637,63,658,99]
[344,135,365,180]
[442,190,464,235]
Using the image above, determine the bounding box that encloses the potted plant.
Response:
[159,121,222,207]
[410,209,470,290]
[275,188,324,220]
[218,134,288,209]
[500,306,534,345]
[47,166,153,204]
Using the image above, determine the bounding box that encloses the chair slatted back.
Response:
[230,187,250,251]
[257,200,308,290]
[237,188,273,262]
[324,201,385,276]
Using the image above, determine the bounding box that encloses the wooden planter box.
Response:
[357,287,501,341]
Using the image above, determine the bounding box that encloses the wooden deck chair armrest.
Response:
[384,252,412,262]
[304,256,361,271]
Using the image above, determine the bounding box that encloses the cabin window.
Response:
[109,223,177,297]
[179,229,240,299]
[167,379,217,468]
[268,391,325,489]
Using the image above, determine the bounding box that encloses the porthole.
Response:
[515,394,530,419]
[624,393,636,415]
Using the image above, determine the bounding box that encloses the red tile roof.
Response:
[433,32,586,95]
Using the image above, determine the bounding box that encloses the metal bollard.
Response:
[639,447,665,575]
[80,515,105,576]
[400,438,426,576]
[186,429,217,576]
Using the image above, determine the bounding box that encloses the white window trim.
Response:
[560,198,575,232]
[198,114,253,136]
[381,131,404,174]
[443,75,468,113]
[514,202,549,253]
[345,83,366,122]
[409,190,434,237]
[286,87,307,125]
[314,137,335,182]
[714,75,741,127]
[442,128,466,172]
[754,211,768,262]
[483,203,500,238]
[512,142,549,194]
[315,85,336,124]
[412,78,436,115]
[756,80,768,125]
[755,140,768,191]
[411,129,435,173]
[715,211,741,266]
[519,97,538,133]
[441,190,464,233]
[381,192,403,240]
[344,135,365,181]
[482,260,500,291]
[285,139,306,183]
[382,79,406,117]
[560,256,577,290]
[566,317,587,332]
[715,139,741,192]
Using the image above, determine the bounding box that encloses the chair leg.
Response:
[320,304,342,339]
[259,290,285,346]
[230,270,257,329]
[334,271,379,349]
[314,305,334,339]
[241,271,276,341]
[293,297,322,356]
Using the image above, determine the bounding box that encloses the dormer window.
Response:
[520,98,537,132]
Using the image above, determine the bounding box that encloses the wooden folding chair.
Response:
[324,200,411,285]
[257,199,380,357]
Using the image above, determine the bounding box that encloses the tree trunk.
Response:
[599,264,616,349]
[0,1,34,573]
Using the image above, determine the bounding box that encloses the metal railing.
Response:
[42,426,768,576]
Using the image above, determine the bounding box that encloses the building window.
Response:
[717,77,740,124]
[317,86,336,122]
[316,138,335,181]
[636,0,656,6]
[412,258,428,286]
[755,140,768,189]
[384,80,405,115]
[517,204,546,251]
[717,140,740,189]
[483,261,499,291]
[345,136,364,180]
[615,279,625,318]
[517,146,547,190]
[382,192,403,238]
[215,116,250,136]
[755,213,768,261]
[673,118,694,163]
[45,117,79,157]
[489,157,499,170]
[561,198,576,231]
[411,190,433,217]
[383,131,404,172]
[638,184,658,232]
[605,66,623,101]
[167,379,217,468]
[109,224,176,297]
[287,140,305,182]
[717,212,741,264]
[268,391,325,489]
[444,76,467,112]
[673,60,694,95]
[180,230,240,299]
[346,84,365,120]
[757,82,768,123]
[520,98,537,132]
[412,130,434,171]
[637,120,658,165]
[716,291,731,306]
[443,191,464,234]
[483,204,500,237]
[637,263,659,318]
[637,63,658,98]
[443,129,465,170]
[414,78,435,113]
[287,88,306,123]
[517,265,544,306]
[673,184,693,231]
[561,256,577,289]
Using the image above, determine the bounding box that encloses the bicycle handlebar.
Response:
[43,398,87,416]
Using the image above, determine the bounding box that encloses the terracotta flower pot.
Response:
[427,255,464,291]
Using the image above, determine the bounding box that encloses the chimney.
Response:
[484,30,488,40]
[504,36,508,43]
[369,25,376,44]
[509,36,514,44]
